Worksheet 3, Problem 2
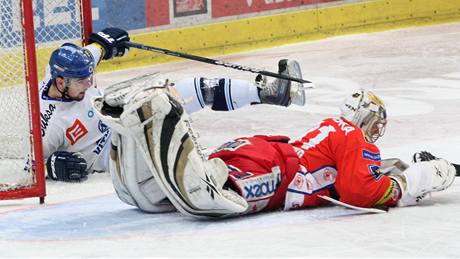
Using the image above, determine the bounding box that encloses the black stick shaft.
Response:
[123,41,312,84]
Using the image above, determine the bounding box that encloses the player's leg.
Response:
[173,59,305,113]
[257,59,305,106]
[173,77,261,113]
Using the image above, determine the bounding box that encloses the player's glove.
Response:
[89,27,130,60]
[46,151,89,182]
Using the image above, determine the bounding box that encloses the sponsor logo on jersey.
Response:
[88,109,94,118]
[287,166,337,196]
[41,104,56,137]
[368,164,383,181]
[212,139,251,153]
[323,167,337,182]
[362,150,381,161]
[66,119,88,145]
[239,167,281,201]
[98,120,109,133]
[294,174,304,189]
[93,121,110,155]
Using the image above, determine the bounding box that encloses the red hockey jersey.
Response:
[210,117,397,213]
[289,117,396,209]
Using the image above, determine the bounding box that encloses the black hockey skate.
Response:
[257,59,305,106]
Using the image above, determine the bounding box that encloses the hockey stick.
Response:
[319,162,460,214]
[123,41,312,84]
[318,195,388,213]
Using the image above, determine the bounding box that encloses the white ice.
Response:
[1,22,460,257]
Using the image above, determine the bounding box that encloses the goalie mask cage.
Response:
[0,0,92,203]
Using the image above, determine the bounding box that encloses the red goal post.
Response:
[0,0,92,203]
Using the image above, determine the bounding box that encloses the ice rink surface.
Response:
[1,22,460,257]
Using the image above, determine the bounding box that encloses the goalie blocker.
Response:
[93,83,248,217]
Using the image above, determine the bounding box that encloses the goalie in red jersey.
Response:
[95,85,456,217]
[208,90,455,214]
[209,91,399,213]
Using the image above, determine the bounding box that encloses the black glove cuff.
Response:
[89,31,114,60]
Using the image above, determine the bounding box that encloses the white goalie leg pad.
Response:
[93,86,177,213]
[94,88,248,217]
[103,72,169,107]
[134,92,248,217]
[109,133,137,208]
[391,159,456,206]
[109,132,175,213]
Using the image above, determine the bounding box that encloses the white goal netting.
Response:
[0,0,86,193]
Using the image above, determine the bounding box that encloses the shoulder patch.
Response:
[362,150,381,161]
[368,164,383,181]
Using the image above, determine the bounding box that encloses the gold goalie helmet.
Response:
[340,89,387,143]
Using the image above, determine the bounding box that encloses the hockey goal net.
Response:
[0,0,92,202]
